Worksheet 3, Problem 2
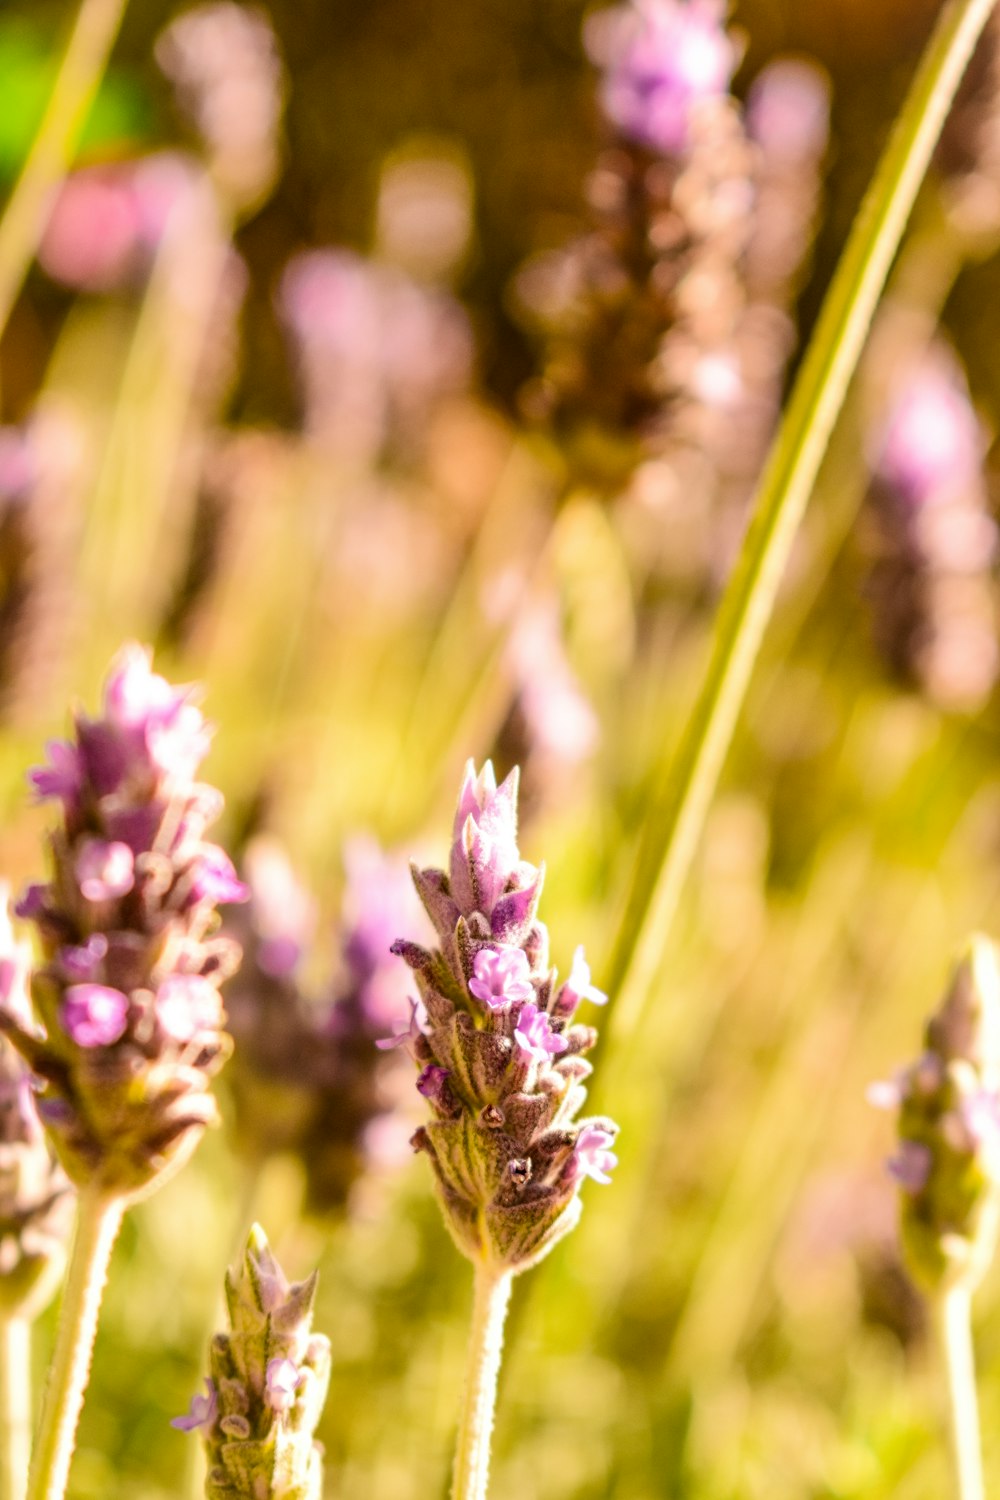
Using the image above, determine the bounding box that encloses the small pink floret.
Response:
[76,837,136,902]
[171,1379,218,1432]
[265,1356,304,1413]
[513,1001,568,1062]
[376,996,428,1052]
[468,947,534,1009]
[60,984,129,1048]
[28,740,83,803]
[574,1122,618,1185]
[155,974,219,1042]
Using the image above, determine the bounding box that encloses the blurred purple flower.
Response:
[886,1140,933,1195]
[573,1122,619,1185]
[60,985,129,1049]
[585,0,737,155]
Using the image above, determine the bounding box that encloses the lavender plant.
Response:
[390,760,617,1499]
[172,1224,331,1500]
[0,644,246,1500]
[874,936,1000,1500]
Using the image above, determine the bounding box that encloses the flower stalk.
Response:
[25,1190,123,1500]
[604,0,1000,1046]
[452,1261,512,1500]
[0,0,130,341]
[937,1284,984,1500]
[0,1317,30,1500]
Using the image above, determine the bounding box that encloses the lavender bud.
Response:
[174,1224,330,1499]
[0,645,244,1198]
[394,760,619,1273]
[878,935,1000,1293]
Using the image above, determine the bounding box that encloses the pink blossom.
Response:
[376,996,428,1053]
[561,947,608,1009]
[28,740,83,804]
[60,985,129,1048]
[171,1379,218,1432]
[76,838,136,902]
[188,845,249,905]
[513,1002,568,1062]
[155,974,220,1042]
[265,1356,304,1413]
[573,1122,619,1185]
[468,947,534,1010]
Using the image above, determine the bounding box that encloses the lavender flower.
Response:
[585,0,738,156]
[517,0,755,493]
[0,889,73,1318]
[224,835,427,1213]
[864,345,999,712]
[176,1224,330,1499]
[155,2,287,214]
[876,935,1000,1293]
[395,760,618,1272]
[0,646,244,1197]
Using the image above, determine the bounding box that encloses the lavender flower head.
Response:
[0,886,73,1317]
[174,1223,330,1499]
[873,935,1000,1293]
[872,361,984,504]
[392,761,618,1272]
[224,835,426,1212]
[0,645,245,1197]
[585,0,738,155]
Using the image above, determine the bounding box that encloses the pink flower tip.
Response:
[60,984,129,1048]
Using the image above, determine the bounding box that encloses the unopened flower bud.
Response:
[174,1224,331,1500]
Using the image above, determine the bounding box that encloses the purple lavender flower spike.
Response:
[880,936,1000,1293]
[171,1379,218,1433]
[222,834,432,1215]
[585,0,738,156]
[0,644,242,1197]
[183,1225,330,1496]
[394,760,620,1272]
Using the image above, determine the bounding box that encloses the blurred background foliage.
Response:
[1,0,1000,1496]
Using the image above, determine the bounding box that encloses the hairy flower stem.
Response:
[25,1192,124,1500]
[603,0,1000,1048]
[452,1262,513,1500]
[0,0,129,343]
[0,1318,31,1500]
[937,1286,985,1500]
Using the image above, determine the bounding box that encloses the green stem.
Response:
[0,1318,31,1500]
[603,0,999,1045]
[26,1192,124,1500]
[0,0,130,344]
[451,1262,513,1500]
[937,1285,984,1500]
